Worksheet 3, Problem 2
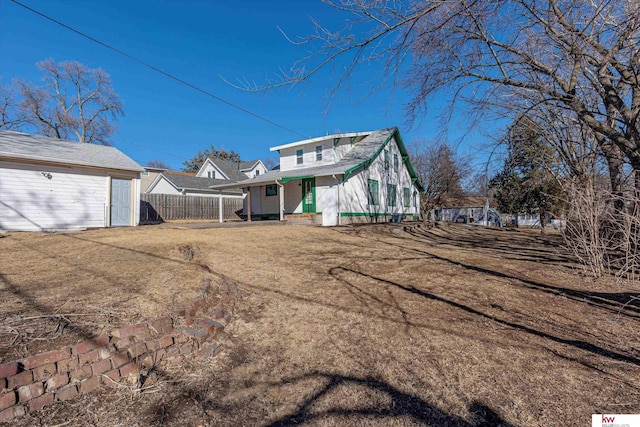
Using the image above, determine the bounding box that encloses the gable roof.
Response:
[238,160,261,171]
[0,130,143,172]
[212,127,424,191]
[199,157,255,182]
[150,171,242,194]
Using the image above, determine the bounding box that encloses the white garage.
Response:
[0,130,143,232]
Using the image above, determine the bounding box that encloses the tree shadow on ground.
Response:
[265,373,516,427]
[346,227,640,319]
[328,266,640,366]
[158,370,517,427]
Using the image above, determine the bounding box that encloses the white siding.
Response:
[340,135,420,219]
[278,139,345,172]
[148,177,182,195]
[243,162,268,178]
[283,181,302,213]
[1,161,109,231]
[249,184,280,215]
[196,161,226,179]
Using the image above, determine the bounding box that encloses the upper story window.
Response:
[384,150,390,171]
[316,145,322,162]
[296,149,303,165]
[394,154,399,172]
[207,171,213,178]
[255,170,260,176]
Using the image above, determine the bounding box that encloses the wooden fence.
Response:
[140,194,244,223]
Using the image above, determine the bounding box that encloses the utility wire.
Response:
[10,0,308,139]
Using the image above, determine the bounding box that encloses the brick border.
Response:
[0,276,239,423]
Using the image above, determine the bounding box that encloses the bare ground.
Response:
[2,222,639,426]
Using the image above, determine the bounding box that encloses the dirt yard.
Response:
[2,222,639,426]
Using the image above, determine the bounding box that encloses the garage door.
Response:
[0,162,107,231]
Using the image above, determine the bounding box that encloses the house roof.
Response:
[212,127,425,191]
[238,160,261,171]
[155,171,242,194]
[0,130,144,172]
[205,157,259,181]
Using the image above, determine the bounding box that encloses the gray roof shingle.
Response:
[0,130,144,172]
[161,172,242,194]
[208,158,259,182]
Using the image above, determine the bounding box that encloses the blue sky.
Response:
[1,0,495,172]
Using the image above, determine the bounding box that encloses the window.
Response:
[387,184,397,207]
[384,150,389,171]
[368,179,379,205]
[316,145,323,161]
[255,170,260,176]
[296,149,303,165]
[394,154,399,172]
[207,171,213,178]
[266,184,277,196]
[403,187,410,207]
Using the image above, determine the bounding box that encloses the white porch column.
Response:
[277,180,285,221]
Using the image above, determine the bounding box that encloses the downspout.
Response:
[275,180,284,221]
[332,175,341,226]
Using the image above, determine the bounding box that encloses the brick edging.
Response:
[0,275,239,423]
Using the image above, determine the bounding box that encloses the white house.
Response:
[145,170,243,198]
[196,157,267,181]
[213,127,423,226]
[145,158,266,198]
[0,130,144,231]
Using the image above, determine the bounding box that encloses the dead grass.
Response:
[2,222,640,426]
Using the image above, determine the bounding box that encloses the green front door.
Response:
[302,178,316,213]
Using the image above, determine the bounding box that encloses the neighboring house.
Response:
[433,197,502,226]
[0,130,143,231]
[140,166,167,193]
[213,127,424,226]
[145,157,266,198]
[196,157,267,181]
[145,170,243,198]
[502,212,566,229]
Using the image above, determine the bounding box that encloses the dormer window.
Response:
[255,170,260,176]
[296,149,303,165]
[207,171,213,178]
[316,145,322,162]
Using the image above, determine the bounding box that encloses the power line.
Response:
[9,0,308,139]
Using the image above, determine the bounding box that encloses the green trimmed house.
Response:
[213,127,423,226]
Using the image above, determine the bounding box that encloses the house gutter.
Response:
[275,180,285,221]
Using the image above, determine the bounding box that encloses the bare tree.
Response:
[146,160,171,169]
[245,1,640,187]
[182,145,242,173]
[17,59,123,145]
[0,82,24,130]
[409,140,468,218]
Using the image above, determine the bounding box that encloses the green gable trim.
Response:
[342,127,424,192]
[282,175,315,183]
